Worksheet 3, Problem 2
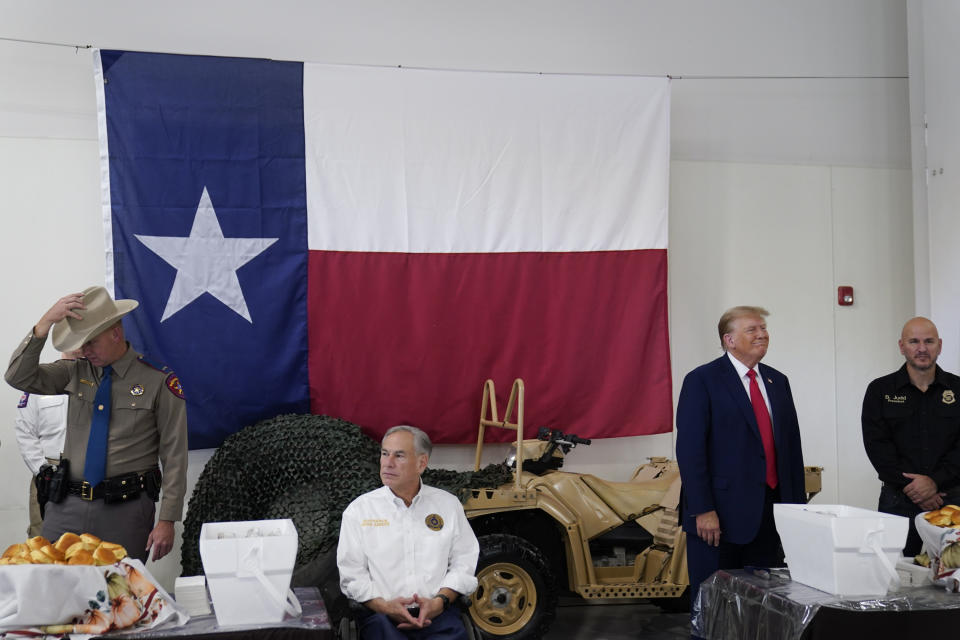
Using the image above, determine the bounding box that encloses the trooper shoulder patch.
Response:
[425,514,444,531]
[17,392,30,409]
[165,373,185,399]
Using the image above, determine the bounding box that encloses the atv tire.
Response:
[470,534,558,640]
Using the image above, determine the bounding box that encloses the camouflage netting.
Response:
[180,414,513,577]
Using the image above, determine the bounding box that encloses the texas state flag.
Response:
[94,50,672,449]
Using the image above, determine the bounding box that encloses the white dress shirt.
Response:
[726,351,773,420]
[14,393,68,474]
[338,483,479,603]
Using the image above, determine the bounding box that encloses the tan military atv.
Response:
[462,379,822,640]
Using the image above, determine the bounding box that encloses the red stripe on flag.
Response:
[307,249,671,443]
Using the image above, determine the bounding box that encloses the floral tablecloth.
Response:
[0,559,188,639]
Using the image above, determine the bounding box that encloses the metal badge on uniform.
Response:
[17,392,29,409]
[944,390,956,405]
[425,514,444,531]
[130,384,144,396]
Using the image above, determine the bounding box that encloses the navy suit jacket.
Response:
[676,354,806,544]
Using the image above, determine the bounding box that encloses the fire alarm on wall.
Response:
[838,286,854,306]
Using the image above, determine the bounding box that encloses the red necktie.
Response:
[747,369,778,488]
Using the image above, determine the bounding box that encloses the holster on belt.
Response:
[35,458,70,517]
[143,467,162,502]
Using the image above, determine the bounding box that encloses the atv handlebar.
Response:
[536,427,592,447]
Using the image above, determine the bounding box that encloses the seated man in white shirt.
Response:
[337,425,479,640]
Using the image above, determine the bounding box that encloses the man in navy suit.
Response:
[676,306,806,630]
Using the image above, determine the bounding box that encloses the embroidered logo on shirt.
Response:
[425,514,444,531]
[165,373,185,399]
[130,384,144,396]
[944,390,956,405]
[361,519,389,527]
[884,394,906,404]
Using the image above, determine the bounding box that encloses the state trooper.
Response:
[5,286,188,562]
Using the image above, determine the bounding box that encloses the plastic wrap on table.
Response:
[692,568,960,640]
[111,587,331,638]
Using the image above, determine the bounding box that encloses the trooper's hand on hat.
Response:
[35,293,86,339]
[49,286,138,352]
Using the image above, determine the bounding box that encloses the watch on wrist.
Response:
[437,593,451,610]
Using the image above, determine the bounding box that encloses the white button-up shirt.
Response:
[726,351,773,419]
[337,483,479,603]
[14,393,67,474]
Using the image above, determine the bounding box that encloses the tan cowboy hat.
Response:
[51,286,139,351]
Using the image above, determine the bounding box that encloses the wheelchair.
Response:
[337,594,481,640]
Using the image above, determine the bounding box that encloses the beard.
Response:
[908,356,936,371]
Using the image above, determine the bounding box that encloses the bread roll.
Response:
[92,545,119,566]
[3,532,130,565]
[54,532,81,553]
[26,536,51,551]
[67,549,95,565]
[65,541,97,558]
[79,533,102,546]
[29,549,54,564]
[40,544,65,562]
[100,542,128,561]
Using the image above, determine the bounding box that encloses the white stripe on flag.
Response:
[304,65,669,253]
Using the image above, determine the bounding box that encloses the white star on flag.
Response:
[135,187,278,322]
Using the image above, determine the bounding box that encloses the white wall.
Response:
[0,0,915,592]
[909,1,960,371]
[0,135,105,550]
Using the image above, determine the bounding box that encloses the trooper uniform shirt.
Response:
[5,331,189,522]
[15,392,67,475]
[862,364,960,492]
[338,483,479,604]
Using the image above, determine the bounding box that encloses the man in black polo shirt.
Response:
[862,316,960,556]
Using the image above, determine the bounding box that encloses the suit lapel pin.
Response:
[767,378,773,384]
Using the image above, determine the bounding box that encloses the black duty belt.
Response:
[67,469,160,501]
